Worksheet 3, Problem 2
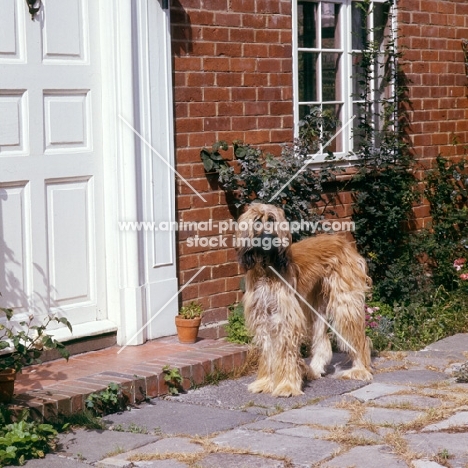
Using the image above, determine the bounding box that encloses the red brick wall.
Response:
[398,0,468,228]
[170,0,294,335]
[170,0,468,334]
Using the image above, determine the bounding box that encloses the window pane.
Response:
[373,2,390,50]
[323,104,343,152]
[298,1,317,48]
[352,53,365,99]
[351,2,367,50]
[322,3,341,49]
[322,52,341,101]
[299,105,314,121]
[299,52,318,101]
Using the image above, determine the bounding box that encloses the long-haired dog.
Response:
[235,203,373,397]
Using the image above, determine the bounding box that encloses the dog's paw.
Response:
[272,382,304,398]
[305,366,322,380]
[340,367,373,381]
[248,378,273,394]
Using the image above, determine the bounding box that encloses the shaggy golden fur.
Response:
[235,203,373,397]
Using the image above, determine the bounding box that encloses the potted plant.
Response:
[175,302,204,344]
[0,307,72,403]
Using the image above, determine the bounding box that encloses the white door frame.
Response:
[100,0,178,346]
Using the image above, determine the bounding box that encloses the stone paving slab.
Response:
[372,358,408,370]
[103,400,260,436]
[270,406,350,426]
[55,429,159,464]
[347,382,407,402]
[362,407,423,425]
[17,455,90,467]
[407,350,468,363]
[405,356,459,371]
[406,433,468,468]
[213,428,339,467]
[373,369,448,385]
[99,459,187,468]
[412,460,447,468]
[372,394,442,409]
[98,438,203,468]
[423,333,468,353]
[242,419,295,432]
[323,445,407,467]
[421,411,468,432]
[276,426,329,439]
[198,453,286,467]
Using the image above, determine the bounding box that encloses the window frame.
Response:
[292,0,394,164]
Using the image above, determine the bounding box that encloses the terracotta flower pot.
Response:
[175,316,202,344]
[0,368,16,403]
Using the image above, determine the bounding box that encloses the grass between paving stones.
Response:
[111,423,149,434]
[382,429,420,466]
[104,446,126,458]
[367,400,422,411]
[321,425,378,448]
[290,397,323,410]
[240,400,286,416]
[127,437,293,468]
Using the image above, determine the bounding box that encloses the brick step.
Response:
[10,337,249,421]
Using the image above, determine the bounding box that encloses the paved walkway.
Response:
[10,334,468,468]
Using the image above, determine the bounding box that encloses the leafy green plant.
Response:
[162,366,183,395]
[202,110,341,240]
[200,140,229,173]
[225,303,251,345]
[365,288,468,351]
[178,302,204,320]
[53,410,105,431]
[85,382,129,416]
[0,308,72,372]
[0,408,58,466]
[420,156,468,290]
[350,0,418,285]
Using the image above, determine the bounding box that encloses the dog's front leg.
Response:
[248,333,275,394]
[269,291,307,397]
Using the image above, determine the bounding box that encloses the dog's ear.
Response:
[237,248,256,271]
[271,247,291,274]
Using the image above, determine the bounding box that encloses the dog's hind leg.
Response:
[309,317,332,379]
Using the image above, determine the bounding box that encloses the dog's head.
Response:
[235,203,292,273]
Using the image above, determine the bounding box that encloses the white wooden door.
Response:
[0,0,106,328]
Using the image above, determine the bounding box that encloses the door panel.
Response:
[0,0,106,328]
[42,0,86,61]
[0,1,25,62]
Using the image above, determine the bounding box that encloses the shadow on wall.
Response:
[170,0,193,56]
[0,189,59,328]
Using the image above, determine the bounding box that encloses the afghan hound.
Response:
[235,203,373,397]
